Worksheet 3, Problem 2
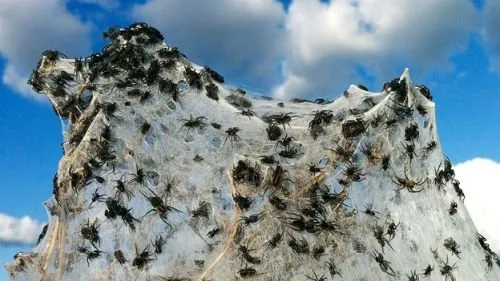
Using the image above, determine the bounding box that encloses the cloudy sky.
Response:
[0,0,499,278]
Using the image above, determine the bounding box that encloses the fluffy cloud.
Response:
[482,0,500,73]
[132,0,286,90]
[274,0,479,98]
[0,213,45,246]
[0,0,92,99]
[454,158,500,254]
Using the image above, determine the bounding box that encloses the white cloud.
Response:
[482,0,500,73]
[132,0,286,90]
[0,213,45,246]
[0,0,92,99]
[454,158,500,254]
[274,0,478,98]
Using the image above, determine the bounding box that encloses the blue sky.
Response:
[1,0,499,279]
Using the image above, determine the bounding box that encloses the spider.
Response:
[341,118,366,138]
[268,195,287,210]
[448,201,457,215]
[443,237,461,258]
[232,160,262,187]
[238,265,258,278]
[326,258,342,278]
[275,134,295,148]
[132,244,156,270]
[287,234,309,254]
[128,164,146,186]
[113,177,133,200]
[81,219,101,248]
[178,115,207,133]
[342,162,366,182]
[238,212,263,226]
[484,253,493,271]
[205,83,219,101]
[237,244,261,265]
[281,212,317,233]
[370,112,384,128]
[37,224,49,245]
[89,188,106,208]
[204,66,224,83]
[83,248,103,266]
[233,194,252,210]
[385,219,400,241]
[224,127,241,147]
[372,224,394,253]
[104,198,140,231]
[271,112,297,130]
[404,123,419,142]
[114,250,127,264]
[371,250,398,277]
[236,109,256,119]
[439,256,458,281]
[421,264,433,278]
[380,154,391,171]
[192,201,210,218]
[262,163,294,195]
[97,102,120,121]
[401,141,418,164]
[308,163,321,174]
[329,143,355,162]
[140,122,151,135]
[305,271,327,281]
[452,180,465,200]
[476,232,492,253]
[183,67,202,89]
[152,235,166,254]
[392,170,426,193]
[278,146,299,158]
[416,84,433,101]
[309,110,334,127]
[207,226,222,238]
[266,123,282,141]
[363,203,381,218]
[360,142,380,163]
[424,141,437,153]
[259,155,277,165]
[265,232,283,250]
[139,186,181,227]
[417,104,428,115]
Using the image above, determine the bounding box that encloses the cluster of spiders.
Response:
[476,232,500,271]
[29,20,495,281]
[228,156,356,279]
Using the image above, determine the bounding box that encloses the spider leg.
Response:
[416,178,427,185]
[159,214,172,227]
[391,178,401,186]
[142,209,155,218]
[409,187,424,193]
[394,186,406,192]
[165,205,181,213]
[385,239,395,251]
[145,186,161,198]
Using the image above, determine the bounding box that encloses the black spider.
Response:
[89,188,106,208]
[224,127,241,147]
[205,83,219,101]
[132,245,156,270]
[203,66,224,83]
[139,186,181,227]
[233,194,252,210]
